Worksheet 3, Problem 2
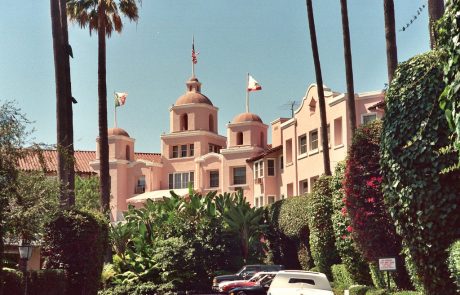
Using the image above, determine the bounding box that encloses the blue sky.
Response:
[0,0,430,152]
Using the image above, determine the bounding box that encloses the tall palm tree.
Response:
[428,0,445,49]
[340,0,357,138]
[67,0,141,214]
[51,0,75,208]
[305,0,331,175]
[383,0,398,83]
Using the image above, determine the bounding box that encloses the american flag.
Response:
[192,42,198,64]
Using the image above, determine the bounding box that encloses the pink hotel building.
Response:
[86,75,384,221]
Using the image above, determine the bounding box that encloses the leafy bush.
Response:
[307,176,339,279]
[2,267,23,295]
[28,269,67,295]
[366,289,388,295]
[331,162,372,285]
[349,285,370,295]
[447,240,460,292]
[265,196,313,269]
[369,263,388,290]
[380,50,460,294]
[42,209,109,295]
[332,264,354,289]
[345,120,411,289]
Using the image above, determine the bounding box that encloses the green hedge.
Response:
[307,175,339,280]
[42,209,109,295]
[349,285,370,295]
[380,49,460,293]
[447,240,460,292]
[2,267,23,295]
[332,264,354,289]
[28,269,67,295]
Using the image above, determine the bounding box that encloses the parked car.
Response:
[212,265,284,291]
[219,272,277,293]
[267,270,333,295]
[228,274,275,295]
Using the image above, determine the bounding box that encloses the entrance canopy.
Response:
[126,188,189,204]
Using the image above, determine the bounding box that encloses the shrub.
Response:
[28,269,67,295]
[345,120,411,289]
[2,267,23,295]
[42,209,109,295]
[447,240,460,292]
[380,50,460,294]
[331,162,372,285]
[366,289,389,295]
[307,176,339,280]
[349,285,370,295]
[332,264,354,289]
[265,196,313,269]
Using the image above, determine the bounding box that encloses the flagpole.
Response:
[192,35,195,78]
[246,73,250,113]
[114,92,118,128]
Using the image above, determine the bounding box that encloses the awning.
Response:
[126,188,189,204]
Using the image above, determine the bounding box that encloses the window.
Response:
[254,162,259,179]
[168,172,194,189]
[280,156,284,170]
[268,196,275,204]
[237,132,243,145]
[209,114,214,132]
[181,145,187,157]
[189,144,194,156]
[125,145,131,160]
[210,171,219,188]
[233,167,246,185]
[259,196,264,207]
[172,146,178,158]
[180,113,188,131]
[259,161,264,178]
[288,278,315,285]
[267,159,275,176]
[135,176,146,193]
[334,117,343,146]
[300,179,308,194]
[309,129,318,151]
[362,113,377,125]
[208,144,221,153]
[255,197,259,207]
[286,139,293,163]
[298,134,307,154]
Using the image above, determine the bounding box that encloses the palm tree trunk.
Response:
[428,0,445,49]
[383,0,398,83]
[340,0,357,138]
[305,0,331,176]
[98,1,111,215]
[51,0,73,209]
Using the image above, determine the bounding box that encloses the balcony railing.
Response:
[134,186,145,194]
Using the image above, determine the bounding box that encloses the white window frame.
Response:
[361,112,377,125]
[309,129,319,152]
[298,134,307,155]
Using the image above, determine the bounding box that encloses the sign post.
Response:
[378,257,396,290]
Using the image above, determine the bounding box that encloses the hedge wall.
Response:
[380,50,460,294]
[331,162,372,285]
[307,175,339,280]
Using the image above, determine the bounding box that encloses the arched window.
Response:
[125,145,130,161]
[260,132,264,147]
[209,114,214,132]
[237,132,243,145]
[181,113,188,131]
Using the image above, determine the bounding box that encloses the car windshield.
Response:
[258,275,274,285]
[236,267,246,276]
[248,273,265,282]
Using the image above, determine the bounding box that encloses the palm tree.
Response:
[383,0,398,83]
[51,0,75,208]
[66,0,141,214]
[428,0,445,49]
[305,0,331,175]
[340,0,357,138]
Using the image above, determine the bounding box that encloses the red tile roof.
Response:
[18,150,161,174]
[246,145,283,162]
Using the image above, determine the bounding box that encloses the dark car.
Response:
[212,265,283,291]
[227,274,275,295]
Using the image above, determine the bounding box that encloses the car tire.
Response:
[236,291,247,295]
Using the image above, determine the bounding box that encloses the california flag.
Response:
[247,75,262,92]
[115,92,128,107]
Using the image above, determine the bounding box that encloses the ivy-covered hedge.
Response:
[307,176,339,279]
[331,264,354,289]
[344,120,411,289]
[42,209,109,295]
[331,162,372,285]
[380,50,460,294]
[447,240,460,292]
[265,196,313,270]
[2,267,23,295]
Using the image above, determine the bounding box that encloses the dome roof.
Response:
[108,127,130,137]
[175,92,213,106]
[232,112,263,123]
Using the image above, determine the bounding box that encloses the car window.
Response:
[288,278,315,285]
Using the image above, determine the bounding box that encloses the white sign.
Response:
[379,258,397,271]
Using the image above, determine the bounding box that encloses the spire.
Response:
[186,76,202,93]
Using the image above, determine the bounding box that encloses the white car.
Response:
[267,270,334,295]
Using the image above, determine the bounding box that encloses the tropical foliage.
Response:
[381,50,460,293]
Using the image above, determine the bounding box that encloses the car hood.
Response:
[214,274,240,283]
